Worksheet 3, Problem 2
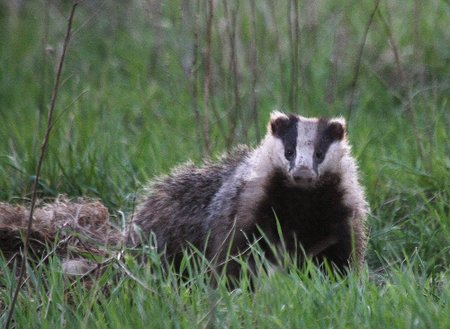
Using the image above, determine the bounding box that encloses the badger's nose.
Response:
[293,166,317,183]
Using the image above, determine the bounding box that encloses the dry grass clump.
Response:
[0,196,122,262]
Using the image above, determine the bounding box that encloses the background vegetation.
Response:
[0,0,449,327]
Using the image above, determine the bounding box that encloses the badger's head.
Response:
[265,111,348,187]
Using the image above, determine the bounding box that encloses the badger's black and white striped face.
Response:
[268,112,347,187]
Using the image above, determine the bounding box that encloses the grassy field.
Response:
[0,0,449,327]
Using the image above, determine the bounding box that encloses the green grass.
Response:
[0,0,449,327]
[1,251,449,328]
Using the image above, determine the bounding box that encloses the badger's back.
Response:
[128,146,251,258]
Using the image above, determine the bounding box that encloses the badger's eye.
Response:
[285,149,295,160]
[315,150,324,161]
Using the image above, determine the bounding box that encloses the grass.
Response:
[0,0,449,327]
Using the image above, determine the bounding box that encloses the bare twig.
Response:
[267,0,285,105]
[233,5,246,144]
[249,0,260,140]
[287,0,293,111]
[325,15,343,105]
[378,8,425,164]
[378,11,405,89]
[5,3,78,328]
[347,0,381,119]
[292,0,300,112]
[413,0,423,88]
[189,0,204,156]
[223,0,242,147]
[38,0,51,115]
[203,0,214,156]
[206,6,228,142]
[35,0,51,155]
[287,0,300,112]
[145,0,163,74]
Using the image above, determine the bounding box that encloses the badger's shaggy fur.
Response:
[128,112,368,277]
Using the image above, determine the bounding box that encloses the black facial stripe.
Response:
[282,122,298,170]
[271,114,299,169]
[313,118,344,172]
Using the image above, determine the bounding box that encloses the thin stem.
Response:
[347,0,381,119]
[223,0,242,147]
[249,0,260,140]
[4,3,78,328]
[267,0,285,106]
[292,0,300,111]
[288,0,300,112]
[189,0,203,156]
[378,8,425,164]
[203,0,213,155]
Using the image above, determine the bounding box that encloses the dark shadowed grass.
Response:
[0,0,449,327]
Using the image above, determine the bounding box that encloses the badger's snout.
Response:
[292,166,317,185]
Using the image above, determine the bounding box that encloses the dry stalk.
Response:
[288,0,300,112]
[233,3,246,144]
[203,0,214,156]
[377,8,425,164]
[267,0,285,105]
[249,0,260,140]
[189,0,204,156]
[207,4,227,141]
[347,0,381,119]
[5,3,78,328]
[146,0,163,74]
[325,15,343,105]
[38,0,51,116]
[223,0,242,147]
[413,0,423,88]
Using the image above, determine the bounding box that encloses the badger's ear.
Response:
[268,111,290,136]
[327,118,347,141]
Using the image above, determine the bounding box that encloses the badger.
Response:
[128,112,368,278]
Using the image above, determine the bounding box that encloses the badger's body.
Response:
[129,112,368,276]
